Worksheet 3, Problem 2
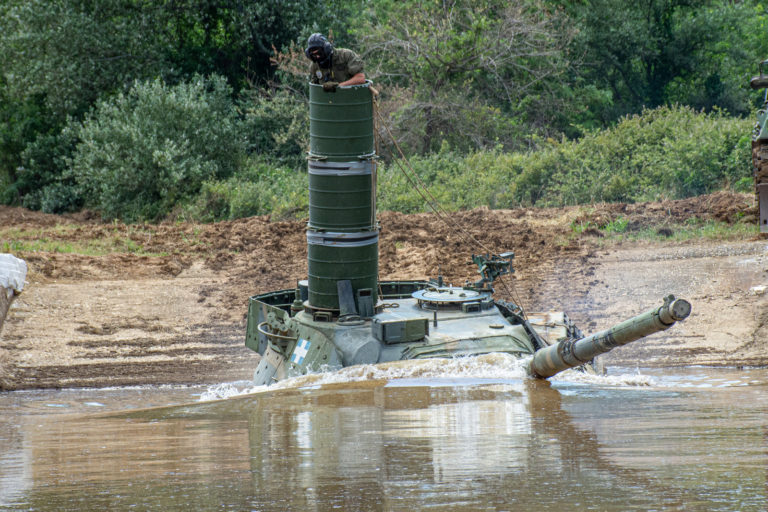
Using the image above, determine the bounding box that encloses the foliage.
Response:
[17,127,81,213]
[239,88,308,168]
[1,0,767,220]
[0,0,170,207]
[378,106,752,212]
[182,157,307,222]
[69,75,245,222]
[535,106,752,205]
[570,216,628,235]
[562,0,767,121]
[158,0,360,90]
[0,0,356,120]
[0,85,53,205]
[602,217,630,234]
[0,0,171,122]
[359,0,575,153]
[0,0,358,211]
[606,218,756,242]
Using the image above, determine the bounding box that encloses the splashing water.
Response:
[199,353,655,402]
[554,368,655,387]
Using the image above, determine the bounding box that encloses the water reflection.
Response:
[1,371,766,511]
[244,380,696,511]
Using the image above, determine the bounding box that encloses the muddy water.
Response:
[0,364,766,511]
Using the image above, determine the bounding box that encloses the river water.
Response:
[0,358,766,511]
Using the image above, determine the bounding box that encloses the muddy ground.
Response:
[1,191,767,390]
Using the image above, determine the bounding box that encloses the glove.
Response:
[322,81,339,92]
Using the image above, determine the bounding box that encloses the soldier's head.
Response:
[305,33,333,67]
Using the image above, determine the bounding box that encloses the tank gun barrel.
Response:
[529,296,691,378]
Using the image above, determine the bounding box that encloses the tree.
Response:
[0,0,170,122]
[0,0,172,207]
[158,0,358,90]
[357,0,575,154]
[563,0,764,121]
[0,0,359,210]
[0,0,350,121]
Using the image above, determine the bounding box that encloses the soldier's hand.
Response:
[322,81,339,92]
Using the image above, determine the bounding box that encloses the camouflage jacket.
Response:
[309,48,364,83]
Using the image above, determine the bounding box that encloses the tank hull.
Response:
[246,282,597,386]
[246,285,689,386]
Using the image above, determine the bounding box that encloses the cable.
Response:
[375,109,492,252]
[373,108,528,318]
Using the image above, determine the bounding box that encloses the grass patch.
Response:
[570,219,599,234]
[0,225,170,257]
[596,219,757,243]
[1,238,169,257]
[602,217,629,234]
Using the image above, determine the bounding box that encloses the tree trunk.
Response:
[0,290,13,335]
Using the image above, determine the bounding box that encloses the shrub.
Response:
[378,106,753,212]
[378,142,516,213]
[239,88,308,168]
[17,128,80,213]
[69,75,245,222]
[540,106,752,206]
[183,157,307,222]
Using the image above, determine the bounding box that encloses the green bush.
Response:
[239,88,308,168]
[183,157,308,222]
[69,75,245,222]
[378,106,752,212]
[540,106,752,205]
[0,82,70,208]
[378,141,514,213]
[17,128,80,213]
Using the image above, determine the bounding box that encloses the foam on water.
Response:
[636,368,767,389]
[199,381,263,401]
[199,353,655,401]
[552,368,655,387]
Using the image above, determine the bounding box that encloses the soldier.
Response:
[305,33,365,92]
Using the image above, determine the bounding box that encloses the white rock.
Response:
[0,254,27,294]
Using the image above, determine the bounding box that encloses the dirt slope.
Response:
[1,191,765,390]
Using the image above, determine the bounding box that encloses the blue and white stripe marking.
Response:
[291,338,311,365]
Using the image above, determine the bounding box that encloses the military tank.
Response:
[751,59,768,233]
[244,81,691,385]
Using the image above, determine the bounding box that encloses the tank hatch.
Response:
[411,286,494,312]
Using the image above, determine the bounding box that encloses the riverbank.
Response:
[1,191,766,390]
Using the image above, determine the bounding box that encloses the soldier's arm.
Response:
[340,73,366,86]
[309,63,321,83]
